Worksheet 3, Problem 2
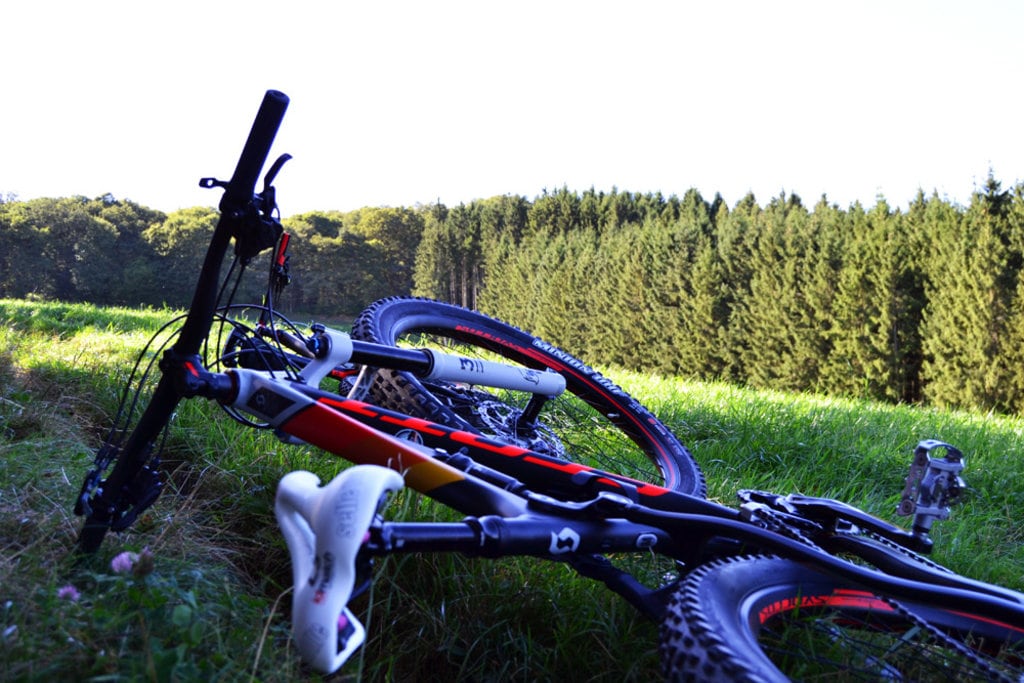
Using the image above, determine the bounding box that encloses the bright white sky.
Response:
[2,1,1022,217]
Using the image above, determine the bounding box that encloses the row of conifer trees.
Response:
[5,177,1024,414]
[411,180,1024,415]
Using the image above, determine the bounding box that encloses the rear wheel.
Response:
[660,555,1024,682]
[351,297,705,497]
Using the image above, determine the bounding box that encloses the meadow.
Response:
[3,298,1024,681]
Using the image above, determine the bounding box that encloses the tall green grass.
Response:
[2,298,1023,681]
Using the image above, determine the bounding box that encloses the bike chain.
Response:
[856,529,955,574]
[763,515,1011,681]
[859,531,1015,680]
[877,593,1014,682]
[752,506,827,553]
[752,499,956,576]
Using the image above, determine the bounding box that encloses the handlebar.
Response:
[221,90,290,214]
[178,90,289,355]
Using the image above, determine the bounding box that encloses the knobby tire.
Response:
[659,555,1024,682]
[351,297,705,497]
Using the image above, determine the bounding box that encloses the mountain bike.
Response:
[74,90,1024,681]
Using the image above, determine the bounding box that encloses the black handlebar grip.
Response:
[220,89,290,212]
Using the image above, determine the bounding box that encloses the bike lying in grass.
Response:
[74,90,1024,680]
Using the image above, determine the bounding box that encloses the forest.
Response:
[3,177,1024,415]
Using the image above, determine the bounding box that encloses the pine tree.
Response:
[673,228,728,379]
[411,202,453,301]
[825,199,917,401]
[715,194,758,383]
[800,196,844,392]
[999,183,1024,411]
[531,228,603,353]
[894,190,934,403]
[920,180,1013,411]
[652,189,728,379]
[528,187,581,235]
[446,203,483,309]
[733,193,823,392]
[601,224,657,370]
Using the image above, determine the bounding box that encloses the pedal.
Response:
[896,440,965,543]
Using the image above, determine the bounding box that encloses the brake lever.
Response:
[198,153,291,264]
[257,153,292,218]
[263,153,292,192]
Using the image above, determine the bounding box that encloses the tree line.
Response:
[0,195,423,314]
[3,179,1024,415]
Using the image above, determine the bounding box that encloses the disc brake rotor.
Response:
[428,383,566,459]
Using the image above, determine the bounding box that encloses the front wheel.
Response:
[660,555,1024,681]
[351,297,705,497]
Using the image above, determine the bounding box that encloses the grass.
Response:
[3,297,1024,680]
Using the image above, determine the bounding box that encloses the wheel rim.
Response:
[396,327,670,487]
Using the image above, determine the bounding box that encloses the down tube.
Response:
[228,370,527,517]
[311,392,703,511]
[286,381,716,516]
